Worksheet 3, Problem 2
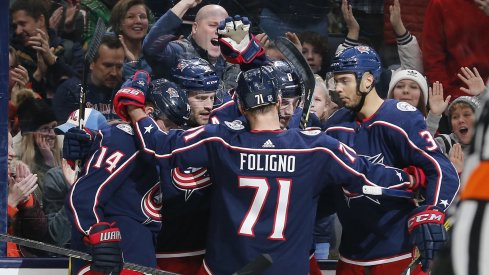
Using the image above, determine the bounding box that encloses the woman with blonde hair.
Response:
[310,74,339,123]
[15,92,61,204]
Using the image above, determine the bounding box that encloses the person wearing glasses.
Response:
[15,92,61,206]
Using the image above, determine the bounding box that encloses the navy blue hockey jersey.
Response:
[67,123,162,235]
[209,95,323,129]
[323,100,460,264]
[134,116,414,274]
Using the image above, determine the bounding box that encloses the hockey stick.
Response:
[232,253,273,275]
[0,233,179,275]
[400,218,452,275]
[274,36,315,130]
[75,18,106,173]
[79,18,106,129]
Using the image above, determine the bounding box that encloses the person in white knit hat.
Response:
[387,69,446,135]
[387,69,429,114]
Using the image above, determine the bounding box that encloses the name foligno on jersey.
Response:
[239,153,296,172]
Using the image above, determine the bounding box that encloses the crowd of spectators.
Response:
[6,0,489,263]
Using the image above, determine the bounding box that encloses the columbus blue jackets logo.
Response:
[141,183,162,222]
[176,62,188,71]
[171,167,212,200]
[356,46,371,53]
[166,87,179,98]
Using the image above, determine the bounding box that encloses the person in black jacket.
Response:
[53,35,124,123]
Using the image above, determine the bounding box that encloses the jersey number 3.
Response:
[238,177,291,240]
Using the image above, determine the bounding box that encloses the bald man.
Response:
[143,0,240,91]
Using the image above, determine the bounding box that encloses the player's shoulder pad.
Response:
[323,107,355,128]
[115,123,134,135]
[300,129,322,136]
[223,119,246,131]
[395,101,418,112]
[382,99,424,121]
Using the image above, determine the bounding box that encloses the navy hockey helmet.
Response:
[330,46,382,81]
[236,66,279,111]
[171,58,220,92]
[272,60,304,98]
[147,78,191,126]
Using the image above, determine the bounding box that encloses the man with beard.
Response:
[53,35,124,122]
[171,57,220,127]
[323,45,459,274]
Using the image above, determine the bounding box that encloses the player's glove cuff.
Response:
[408,206,445,233]
[85,222,123,274]
[403,165,427,189]
[218,15,265,64]
[122,70,151,94]
[220,34,265,64]
[113,87,146,121]
[86,222,122,244]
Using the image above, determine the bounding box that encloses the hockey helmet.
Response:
[236,66,279,111]
[148,78,191,126]
[171,57,220,92]
[272,60,304,98]
[330,46,382,81]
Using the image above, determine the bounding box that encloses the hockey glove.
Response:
[113,70,150,121]
[85,222,123,274]
[407,205,447,272]
[402,166,427,190]
[218,15,265,64]
[63,127,94,163]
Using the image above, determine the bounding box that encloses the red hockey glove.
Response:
[403,166,427,189]
[84,222,123,274]
[114,70,151,121]
[218,15,265,64]
[407,205,447,272]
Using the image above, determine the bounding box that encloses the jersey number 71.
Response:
[238,176,291,240]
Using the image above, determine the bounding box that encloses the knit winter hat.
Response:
[17,97,57,135]
[448,96,481,116]
[387,69,429,106]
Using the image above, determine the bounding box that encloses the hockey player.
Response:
[324,46,460,274]
[66,72,190,275]
[63,60,214,274]
[171,57,220,127]
[114,67,422,274]
[210,46,322,129]
[211,16,323,130]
